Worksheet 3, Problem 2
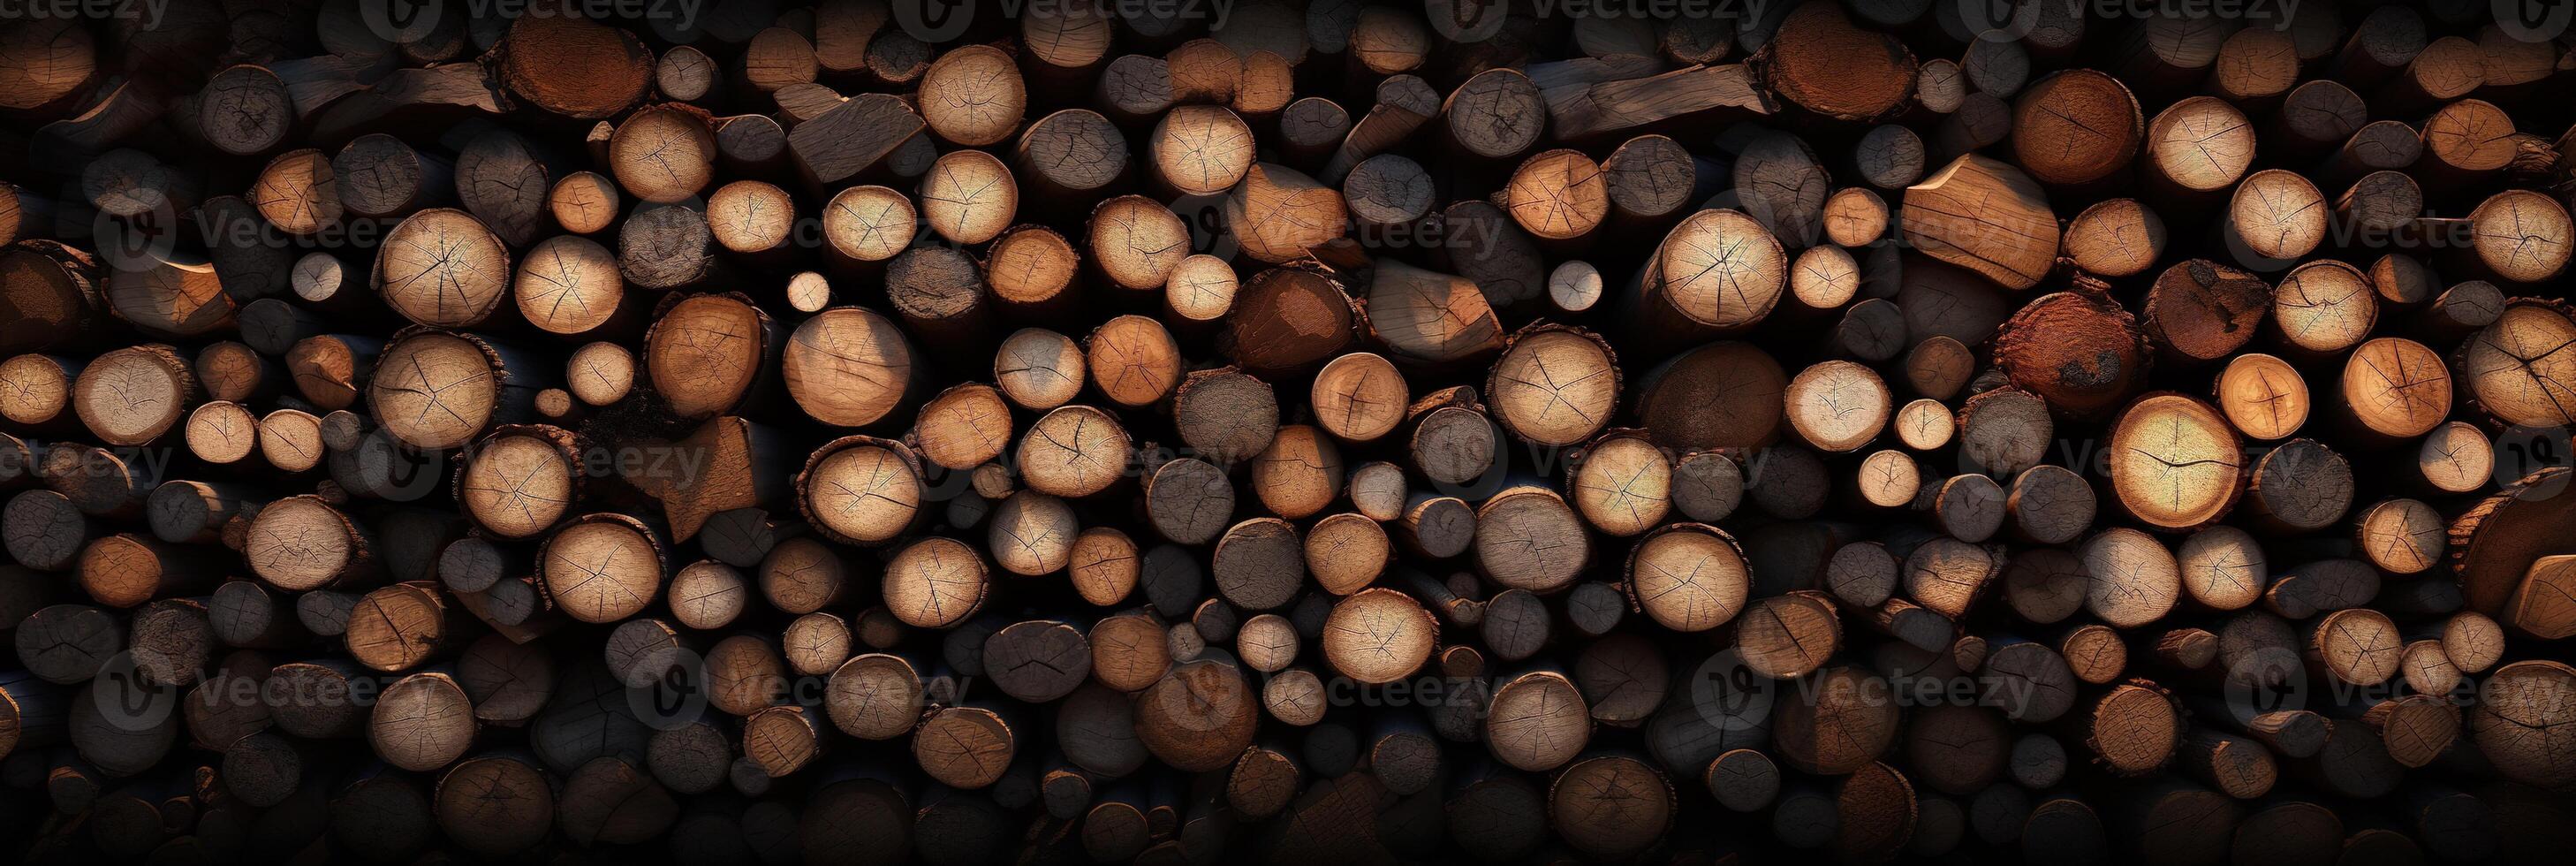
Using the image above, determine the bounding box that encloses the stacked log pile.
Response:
[3,0,2576,862]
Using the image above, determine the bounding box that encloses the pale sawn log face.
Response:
[7,4,2576,862]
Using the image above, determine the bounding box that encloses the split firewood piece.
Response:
[1227,268,1357,375]
[622,416,790,543]
[1901,155,2059,291]
[1226,163,1346,265]
[1321,74,1438,185]
[2488,553,2576,641]
[1544,63,1774,141]
[1360,260,1506,369]
[790,93,924,186]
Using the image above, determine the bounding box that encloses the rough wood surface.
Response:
[2,7,2572,863]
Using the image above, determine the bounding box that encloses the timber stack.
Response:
[3,0,2575,862]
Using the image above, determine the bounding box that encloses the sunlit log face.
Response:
[2110,394,2243,530]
